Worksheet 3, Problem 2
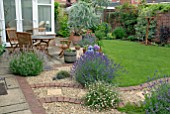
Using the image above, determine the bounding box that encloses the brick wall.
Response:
[156,12,170,42]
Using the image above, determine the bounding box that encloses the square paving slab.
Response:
[0,89,26,106]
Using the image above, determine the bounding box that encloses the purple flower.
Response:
[93,44,100,51]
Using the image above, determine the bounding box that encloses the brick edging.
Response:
[30,83,84,89]
[31,77,170,91]
[16,76,46,114]
[38,97,83,104]
[38,96,127,108]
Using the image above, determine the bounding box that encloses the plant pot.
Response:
[64,50,77,63]
[83,48,86,54]
[71,35,82,45]
[75,46,80,50]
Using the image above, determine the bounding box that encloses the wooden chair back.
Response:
[16,32,33,50]
[33,28,46,35]
[6,28,18,44]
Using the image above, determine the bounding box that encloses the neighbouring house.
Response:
[0,0,55,46]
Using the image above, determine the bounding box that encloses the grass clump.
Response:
[53,70,70,80]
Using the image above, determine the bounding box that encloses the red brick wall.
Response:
[55,0,76,3]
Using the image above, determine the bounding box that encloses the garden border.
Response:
[30,77,170,91]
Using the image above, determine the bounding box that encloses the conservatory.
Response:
[0,0,55,46]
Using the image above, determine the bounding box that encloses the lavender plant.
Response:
[143,76,170,114]
[70,52,120,86]
[9,51,43,76]
[78,33,96,47]
[84,81,120,111]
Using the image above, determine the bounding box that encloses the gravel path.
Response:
[43,102,123,114]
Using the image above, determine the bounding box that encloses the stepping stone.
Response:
[0,102,29,114]
[0,89,26,106]
[77,90,86,97]
[12,110,32,114]
[5,77,19,89]
[47,88,62,96]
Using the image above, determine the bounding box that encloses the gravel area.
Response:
[43,102,123,114]
[26,66,78,84]
[33,87,87,99]
[119,90,145,105]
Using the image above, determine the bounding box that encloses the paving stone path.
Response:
[0,61,32,114]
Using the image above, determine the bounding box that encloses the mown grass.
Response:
[103,40,170,87]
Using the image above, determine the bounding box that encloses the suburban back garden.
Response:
[0,0,170,114]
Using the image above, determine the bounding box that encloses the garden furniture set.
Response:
[6,28,55,54]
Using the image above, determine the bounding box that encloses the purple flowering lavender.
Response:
[70,52,121,86]
[93,44,100,51]
[143,75,170,114]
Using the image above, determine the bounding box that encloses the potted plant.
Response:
[75,44,81,50]
[64,49,77,63]
[68,1,99,45]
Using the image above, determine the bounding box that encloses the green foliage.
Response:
[54,2,60,20]
[95,30,105,40]
[107,33,115,40]
[128,35,137,41]
[53,70,70,80]
[95,22,112,40]
[112,27,126,39]
[135,3,170,41]
[0,44,5,56]
[68,1,99,35]
[144,77,170,114]
[117,103,145,114]
[58,13,70,37]
[9,52,43,76]
[84,81,120,111]
[80,0,110,8]
[78,33,96,47]
[111,3,138,35]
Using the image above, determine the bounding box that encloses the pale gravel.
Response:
[33,87,87,99]
[43,102,123,114]
[26,66,79,85]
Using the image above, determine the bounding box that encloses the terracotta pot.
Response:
[72,35,82,45]
[83,48,86,54]
[75,46,80,50]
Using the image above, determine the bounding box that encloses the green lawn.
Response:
[103,40,170,87]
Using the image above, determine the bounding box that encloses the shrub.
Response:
[78,33,96,47]
[113,27,126,39]
[71,52,120,86]
[57,10,70,37]
[53,70,70,80]
[95,22,112,40]
[128,35,137,41]
[143,76,170,114]
[84,81,120,111]
[95,30,105,40]
[9,51,43,76]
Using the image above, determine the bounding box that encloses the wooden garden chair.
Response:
[58,39,71,58]
[16,32,40,51]
[6,28,19,52]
